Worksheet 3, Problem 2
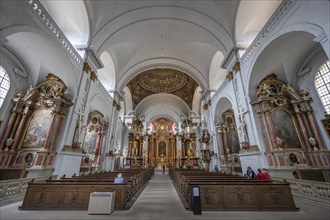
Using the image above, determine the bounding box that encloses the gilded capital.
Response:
[90,71,98,81]
[203,103,208,110]
[232,61,240,73]
[300,89,309,97]
[83,62,91,74]
[226,71,233,81]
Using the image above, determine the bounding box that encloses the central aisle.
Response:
[111,171,192,220]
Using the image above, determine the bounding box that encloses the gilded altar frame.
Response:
[251,73,328,168]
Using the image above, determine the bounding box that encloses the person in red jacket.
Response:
[255,168,264,180]
[262,168,271,180]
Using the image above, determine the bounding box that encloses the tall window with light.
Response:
[315,60,330,114]
[0,65,10,108]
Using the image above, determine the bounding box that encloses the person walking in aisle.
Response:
[162,164,165,174]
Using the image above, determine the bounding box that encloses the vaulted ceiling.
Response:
[34,0,282,122]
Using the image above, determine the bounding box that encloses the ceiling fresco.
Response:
[127,68,198,109]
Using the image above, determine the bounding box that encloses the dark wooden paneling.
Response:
[20,167,154,211]
[170,168,299,211]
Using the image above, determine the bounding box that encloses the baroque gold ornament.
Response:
[138,69,187,92]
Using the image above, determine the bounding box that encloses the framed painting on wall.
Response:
[21,109,52,149]
[271,109,301,148]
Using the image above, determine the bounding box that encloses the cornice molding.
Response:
[0,35,8,45]
[86,48,104,70]
[313,31,328,45]
[94,78,113,101]
[26,0,83,66]
[240,0,296,64]
[221,47,238,69]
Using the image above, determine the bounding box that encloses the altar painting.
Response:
[271,109,301,148]
[83,130,97,154]
[226,129,240,154]
[21,109,52,148]
[158,142,166,157]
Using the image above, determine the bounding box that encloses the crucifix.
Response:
[238,107,249,143]
[75,106,85,148]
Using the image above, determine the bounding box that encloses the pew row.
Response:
[170,168,299,211]
[19,167,154,211]
[20,181,127,210]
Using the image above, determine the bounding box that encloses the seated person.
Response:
[114,173,124,183]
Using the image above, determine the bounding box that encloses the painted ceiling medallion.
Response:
[138,69,187,92]
[127,68,198,109]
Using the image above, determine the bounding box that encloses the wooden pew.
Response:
[20,180,128,210]
[20,167,154,211]
[186,181,297,211]
[170,168,298,211]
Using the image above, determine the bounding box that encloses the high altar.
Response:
[147,118,177,167]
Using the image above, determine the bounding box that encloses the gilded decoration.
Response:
[255,74,291,100]
[226,71,233,81]
[83,62,91,74]
[15,73,70,109]
[272,95,288,106]
[90,71,98,81]
[127,68,198,109]
[154,118,172,134]
[148,118,176,166]
[131,118,144,133]
[232,61,240,73]
[203,103,208,110]
[36,73,67,102]
[250,73,328,153]
[0,73,72,171]
[116,104,121,111]
[138,69,187,92]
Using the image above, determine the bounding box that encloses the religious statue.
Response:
[74,106,85,149]
[238,108,249,149]
[198,129,210,144]
[276,137,285,150]
[132,139,139,156]
[308,136,318,151]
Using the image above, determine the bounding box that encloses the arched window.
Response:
[0,65,10,108]
[315,60,330,114]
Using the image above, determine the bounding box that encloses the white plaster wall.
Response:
[55,152,83,179]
